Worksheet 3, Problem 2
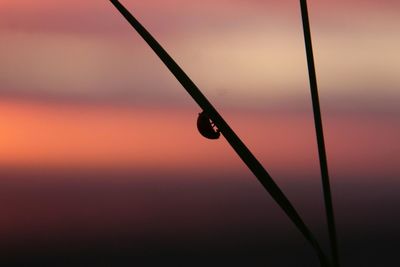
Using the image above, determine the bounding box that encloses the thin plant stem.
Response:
[299,1,339,266]
[109,1,330,266]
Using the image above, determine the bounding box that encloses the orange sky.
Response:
[0,100,398,183]
[0,0,399,178]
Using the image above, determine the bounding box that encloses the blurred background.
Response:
[0,0,399,266]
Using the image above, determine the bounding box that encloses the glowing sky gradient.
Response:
[0,100,398,181]
[0,0,399,169]
[0,1,399,266]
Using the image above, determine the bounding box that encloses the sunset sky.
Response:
[0,1,399,266]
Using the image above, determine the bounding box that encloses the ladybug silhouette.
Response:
[197,111,220,140]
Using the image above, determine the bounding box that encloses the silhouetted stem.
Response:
[109,1,330,266]
[300,1,339,266]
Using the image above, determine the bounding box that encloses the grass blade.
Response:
[300,0,339,266]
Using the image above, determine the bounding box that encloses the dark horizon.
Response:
[1,168,398,266]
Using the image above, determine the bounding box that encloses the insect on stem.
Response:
[109,1,331,266]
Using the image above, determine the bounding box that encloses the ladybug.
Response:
[197,111,220,140]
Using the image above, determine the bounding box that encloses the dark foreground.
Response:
[1,168,398,266]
